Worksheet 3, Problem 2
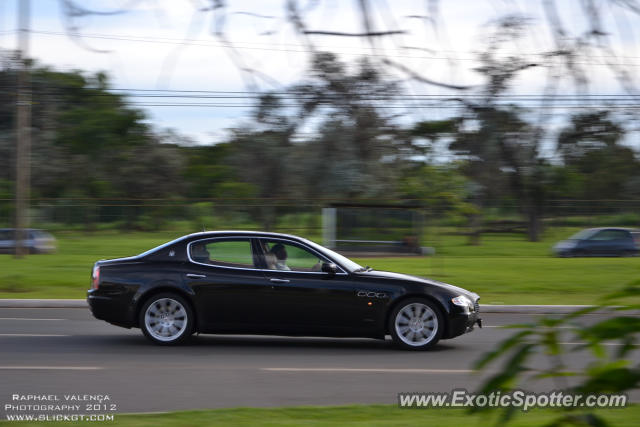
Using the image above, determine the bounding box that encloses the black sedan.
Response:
[87,231,481,350]
[553,227,640,257]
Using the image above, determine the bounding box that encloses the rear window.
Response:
[190,239,255,268]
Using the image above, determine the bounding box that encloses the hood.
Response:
[357,270,479,300]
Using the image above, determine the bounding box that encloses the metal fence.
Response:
[1,198,640,236]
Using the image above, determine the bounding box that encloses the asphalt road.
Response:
[1,308,638,415]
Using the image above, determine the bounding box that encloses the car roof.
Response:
[582,227,638,232]
[137,230,318,260]
[182,230,308,241]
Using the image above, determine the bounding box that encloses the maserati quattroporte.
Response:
[87,231,481,350]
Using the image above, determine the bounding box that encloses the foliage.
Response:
[474,283,640,426]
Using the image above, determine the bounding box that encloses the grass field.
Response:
[1,405,638,426]
[0,228,638,304]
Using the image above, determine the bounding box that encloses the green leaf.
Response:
[477,343,535,394]
[580,317,640,341]
[474,330,533,370]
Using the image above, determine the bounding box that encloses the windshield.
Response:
[568,229,598,240]
[300,238,364,273]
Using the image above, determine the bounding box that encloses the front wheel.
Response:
[389,298,444,350]
[139,293,194,345]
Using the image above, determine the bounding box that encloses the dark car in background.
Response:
[87,231,481,350]
[0,228,57,254]
[553,227,640,257]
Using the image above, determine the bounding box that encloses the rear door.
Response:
[585,229,632,256]
[184,237,272,332]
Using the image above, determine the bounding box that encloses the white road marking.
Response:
[484,325,573,329]
[261,368,475,373]
[0,318,66,321]
[0,366,102,370]
[0,334,69,337]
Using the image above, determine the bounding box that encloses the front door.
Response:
[256,238,378,335]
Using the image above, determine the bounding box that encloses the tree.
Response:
[557,111,637,201]
[0,61,192,229]
[450,17,547,242]
[227,52,402,202]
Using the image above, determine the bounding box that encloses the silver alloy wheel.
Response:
[394,302,438,347]
[144,298,188,342]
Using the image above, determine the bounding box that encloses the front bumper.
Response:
[445,301,481,339]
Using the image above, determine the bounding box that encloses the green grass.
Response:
[0,231,184,299]
[1,405,638,426]
[1,228,639,304]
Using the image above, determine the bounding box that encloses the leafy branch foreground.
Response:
[475,282,640,426]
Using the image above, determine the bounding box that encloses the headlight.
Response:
[451,295,473,309]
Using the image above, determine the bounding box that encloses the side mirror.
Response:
[321,262,337,275]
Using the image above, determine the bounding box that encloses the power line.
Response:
[20,29,640,67]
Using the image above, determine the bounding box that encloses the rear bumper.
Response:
[87,292,135,328]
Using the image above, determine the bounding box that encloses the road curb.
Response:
[0,300,636,314]
[0,299,87,308]
[481,304,592,314]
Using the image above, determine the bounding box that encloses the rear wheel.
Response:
[389,298,444,350]
[139,293,194,345]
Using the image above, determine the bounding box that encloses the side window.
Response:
[260,240,325,272]
[592,230,629,241]
[190,239,255,268]
[590,230,614,241]
[613,230,630,240]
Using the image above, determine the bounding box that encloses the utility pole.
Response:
[15,0,31,258]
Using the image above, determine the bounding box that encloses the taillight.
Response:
[91,265,100,290]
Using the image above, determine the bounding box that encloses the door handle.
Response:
[269,278,290,284]
[186,273,206,279]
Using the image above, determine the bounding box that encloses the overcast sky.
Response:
[0,0,638,146]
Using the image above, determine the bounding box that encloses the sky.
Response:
[0,0,638,148]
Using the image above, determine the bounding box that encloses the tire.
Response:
[389,298,444,351]
[139,293,194,345]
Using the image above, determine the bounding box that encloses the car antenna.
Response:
[202,224,205,232]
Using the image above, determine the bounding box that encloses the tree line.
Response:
[1,50,639,241]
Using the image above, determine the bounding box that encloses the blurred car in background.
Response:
[553,227,639,257]
[0,228,57,254]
